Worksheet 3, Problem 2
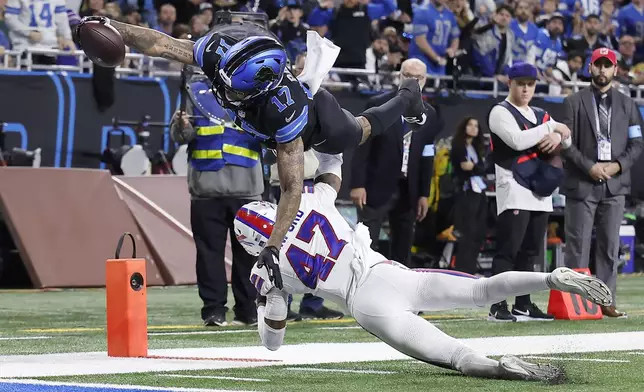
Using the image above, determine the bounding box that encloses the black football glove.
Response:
[74,16,110,49]
[257,246,283,290]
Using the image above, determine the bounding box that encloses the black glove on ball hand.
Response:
[257,246,284,290]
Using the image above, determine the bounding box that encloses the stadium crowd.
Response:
[0,0,643,93]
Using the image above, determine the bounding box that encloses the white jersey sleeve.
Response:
[312,182,338,207]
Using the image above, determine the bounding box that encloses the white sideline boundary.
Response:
[0,379,258,392]
[1,331,644,378]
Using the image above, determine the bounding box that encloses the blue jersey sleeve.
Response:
[274,105,309,144]
[193,33,213,68]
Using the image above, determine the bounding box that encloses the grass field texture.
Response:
[1,275,644,391]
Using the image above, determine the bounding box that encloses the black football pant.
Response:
[309,89,409,154]
[191,197,258,321]
[491,209,549,308]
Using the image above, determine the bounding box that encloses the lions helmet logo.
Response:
[254,66,278,85]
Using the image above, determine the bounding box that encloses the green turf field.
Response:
[1,275,644,391]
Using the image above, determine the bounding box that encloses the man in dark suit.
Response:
[350,59,439,266]
[561,47,644,318]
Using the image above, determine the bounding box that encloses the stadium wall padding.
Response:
[0,168,166,288]
[113,175,233,286]
[2,71,644,199]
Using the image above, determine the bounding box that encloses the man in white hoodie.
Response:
[549,51,585,96]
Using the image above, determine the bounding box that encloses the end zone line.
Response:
[521,355,630,363]
[146,355,282,363]
[149,330,256,336]
[0,379,259,392]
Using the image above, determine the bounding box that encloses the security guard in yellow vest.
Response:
[171,98,264,327]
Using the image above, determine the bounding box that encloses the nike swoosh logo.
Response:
[513,309,530,316]
[313,139,327,147]
[285,111,296,122]
[205,40,217,53]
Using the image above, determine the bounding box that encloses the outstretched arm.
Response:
[255,137,303,289]
[109,20,195,64]
[267,137,304,249]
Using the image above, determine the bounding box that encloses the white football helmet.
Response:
[234,201,277,256]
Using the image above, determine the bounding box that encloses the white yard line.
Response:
[2,331,644,378]
[160,375,269,382]
[0,336,51,341]
[318,326,362,331]
[521,355,630,363]
[0,379,258,392]
[149,330,256,336]
[285,367,396,374]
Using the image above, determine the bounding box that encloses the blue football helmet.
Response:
[214,35,288,106]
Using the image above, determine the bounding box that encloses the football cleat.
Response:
[549,267,612,306]
[498,355,565,383]
[398,78,427,127]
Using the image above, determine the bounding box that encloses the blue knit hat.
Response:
[508,62,538,80]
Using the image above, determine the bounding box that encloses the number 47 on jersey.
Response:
[286,210,348,289]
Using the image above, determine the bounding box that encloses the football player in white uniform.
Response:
[233,152,612,382]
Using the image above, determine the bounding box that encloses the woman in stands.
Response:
[450,116,489,275]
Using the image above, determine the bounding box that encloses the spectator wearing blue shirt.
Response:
[617,0,644,56]
[307,0,397,38]
[472,4,514,79]
[510,0,539,63]
[409,0,460,75]
[529,12,565,80]
[307,0,396,70]
[118,0,157,29]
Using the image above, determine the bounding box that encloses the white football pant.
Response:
[349,262,551,378]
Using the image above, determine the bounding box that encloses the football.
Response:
[78,21,125,68]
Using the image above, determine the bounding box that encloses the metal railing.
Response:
[3,47,644,102]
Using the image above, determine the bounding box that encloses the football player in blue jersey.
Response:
[75,13,427,289]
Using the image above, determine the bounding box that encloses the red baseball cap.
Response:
[591,48,617,65]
